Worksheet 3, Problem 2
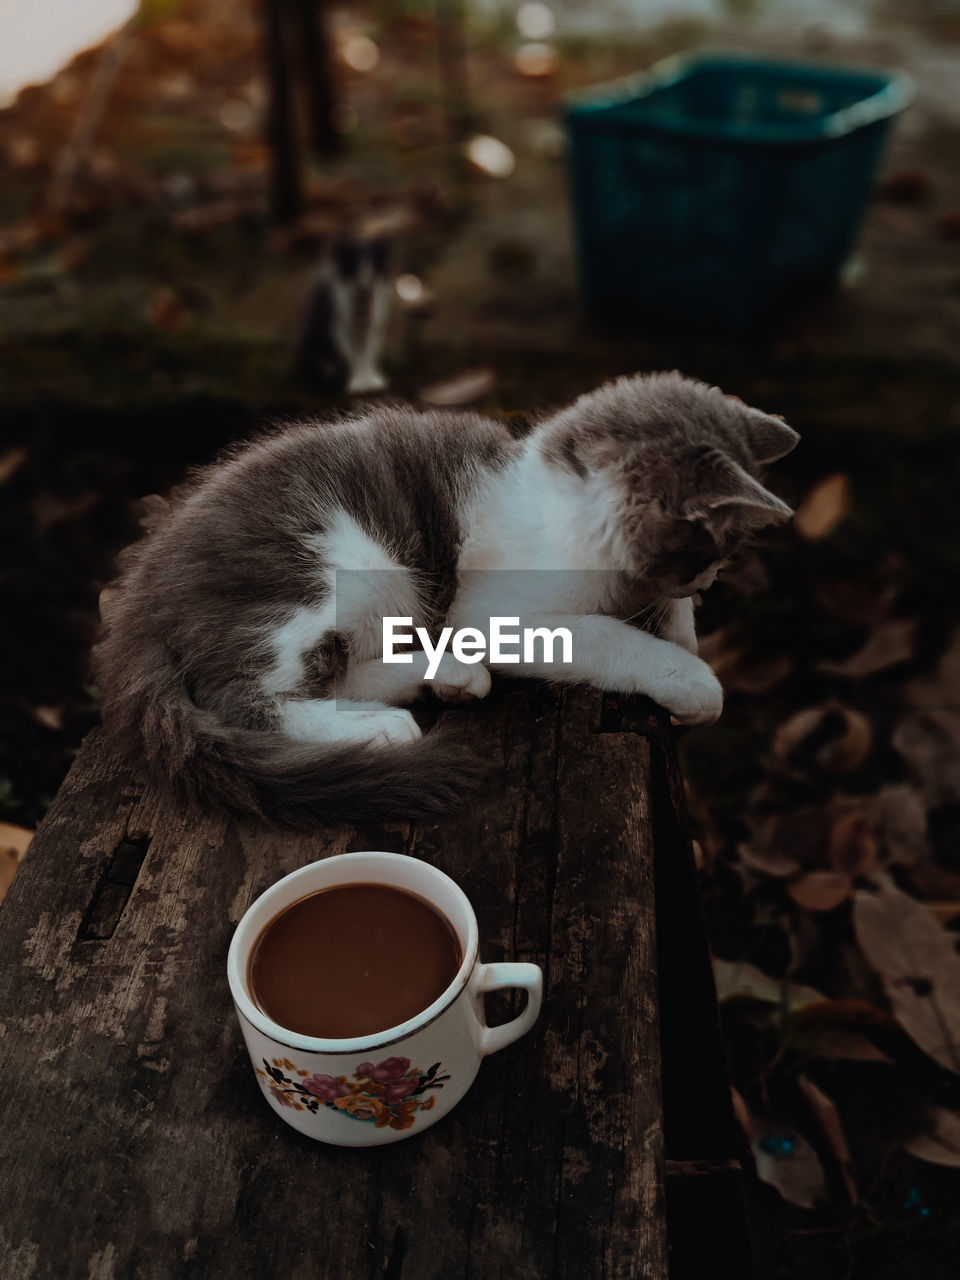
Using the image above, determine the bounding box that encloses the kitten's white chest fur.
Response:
[456,444,636,616]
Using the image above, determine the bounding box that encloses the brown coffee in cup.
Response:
[248,882,463,1039]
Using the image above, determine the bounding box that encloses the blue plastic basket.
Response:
[565,52,914,332]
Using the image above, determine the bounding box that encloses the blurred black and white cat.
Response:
[295,234,394,395]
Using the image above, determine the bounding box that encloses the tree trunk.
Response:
[292,0,340,159]
[262,0,303,223]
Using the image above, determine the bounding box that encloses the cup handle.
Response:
[469,961,543,1056]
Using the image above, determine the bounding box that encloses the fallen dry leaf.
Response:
[0,823,33,904]
[905,626,960,714]
[899,861,960,902]
[788,871,854,912]
[927,902,960,925]
[770,703,872,778]
[818,617,917,678]
[904,1108,960,1167]
[738,836,800,878]
[803,1028,892,1063]
[790,997,899,1035]
[418,367,498,407]
[828,808,879,877]
[740,793,912,888]
[892,708,960,806]
[0,445,28,483]
[0,823,32,857]
[0,849,20,904]
[739,808,836,879]
[30,705,64,731]
[793,474,849,541]
[751,1113,827,1209]
[798,1075,858,1203]
[867,784,928,865]
[731,1086,753,1141]
[854,874,960,1075]
[712,958,825,1012]
[784,909,822,977]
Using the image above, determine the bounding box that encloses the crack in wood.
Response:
[665,1158,743,1177]
[77,835,151,942]
[384,1225,407,1280]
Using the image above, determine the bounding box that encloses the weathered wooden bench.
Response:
[0,683,750,1279]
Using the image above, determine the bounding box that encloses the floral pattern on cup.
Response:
[256,1055,450,1131]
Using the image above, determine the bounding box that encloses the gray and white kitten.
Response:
[94,372,798,826]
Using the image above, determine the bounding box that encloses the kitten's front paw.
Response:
[660,599,698,655]
[661,619,698,655]
[366,707,423,746]
[432,659,492,704]
[660,660,724,725]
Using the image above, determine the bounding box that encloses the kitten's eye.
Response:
[334,241,360,278]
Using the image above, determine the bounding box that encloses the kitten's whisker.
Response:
[625,594,672,633]
[623,598,661,627]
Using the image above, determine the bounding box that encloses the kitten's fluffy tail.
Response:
[182,715,492,828]
[98,665,491,829]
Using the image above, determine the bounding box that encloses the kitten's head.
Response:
[541,371,799,595]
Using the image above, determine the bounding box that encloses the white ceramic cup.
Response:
[227,851,543,1146]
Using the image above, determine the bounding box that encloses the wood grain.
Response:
[0,684,667,1279]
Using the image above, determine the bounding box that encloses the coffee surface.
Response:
[248,882,463,1038]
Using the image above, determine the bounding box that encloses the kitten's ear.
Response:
[745,413,799,464]
[683,450,793,525]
